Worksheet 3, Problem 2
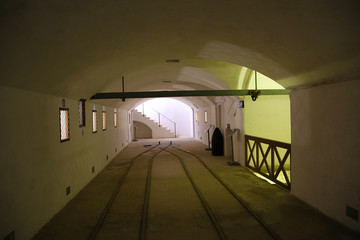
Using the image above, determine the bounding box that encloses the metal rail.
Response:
[139,143,172,240]
[140,104,177,138]
[170,146,282,240]
[88,143,162,240]
[166,150,227,240]
[89,142,282,240]
[91,89,291,100]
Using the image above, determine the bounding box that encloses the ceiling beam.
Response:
[90,89,290,101]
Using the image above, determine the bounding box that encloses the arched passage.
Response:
[133,98,194,139]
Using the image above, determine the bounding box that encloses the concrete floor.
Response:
[33,139,360,240]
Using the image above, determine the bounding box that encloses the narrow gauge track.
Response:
[164,148,227,240]
[167,146,281,240]
[139,142,172,240]
[88,142,171,240]
[89,142,281,240]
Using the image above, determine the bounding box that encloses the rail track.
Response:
[167,146,281,240]
[88,142,167,240]
[88,141,281,240]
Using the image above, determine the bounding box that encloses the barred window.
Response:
[78,99,86,127]
[102,111,106,131]
[114,111,118,128]
[204,111,208,123]
[59,108,70,142]
[92,110,97,133]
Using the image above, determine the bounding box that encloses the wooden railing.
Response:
[245,135,291,190]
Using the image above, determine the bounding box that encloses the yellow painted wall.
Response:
[243,71,291,143]
[244,95,291,143]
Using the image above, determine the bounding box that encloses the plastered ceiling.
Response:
[1,0,359,108]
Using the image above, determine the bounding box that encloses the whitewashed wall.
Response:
[291,80,360,231]
[0,86,129,239]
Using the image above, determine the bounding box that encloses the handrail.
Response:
[140,103,177,138]
[143,104,176,124]
[245,135,291,190]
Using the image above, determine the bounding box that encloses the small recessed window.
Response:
[78,99,86,127]
[102,111,106,131]
[114,111,118,128]
[204,111,208,123]
[92,110,97,133]
[195,111,198,122]
[59,108,70,142]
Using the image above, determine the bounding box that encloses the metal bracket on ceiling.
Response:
[249,90,261,101]
[250,71,260,101]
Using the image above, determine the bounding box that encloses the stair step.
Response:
[133,110,175,136]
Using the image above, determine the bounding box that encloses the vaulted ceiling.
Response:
[1,0,359,108]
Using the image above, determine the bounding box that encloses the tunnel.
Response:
[1,1,360,239]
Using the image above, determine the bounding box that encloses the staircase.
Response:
[132,110,175,138]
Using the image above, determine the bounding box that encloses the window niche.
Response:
[92,110,97,133]
[78,99,86,127]
[59,108,70,142]
[114,110,118,128]
[102,111,106,131]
